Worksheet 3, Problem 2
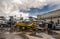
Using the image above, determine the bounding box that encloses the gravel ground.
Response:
[48,30,60,39]
[0,32,27,39]
[0,31,55,39]
[0,27,59,39]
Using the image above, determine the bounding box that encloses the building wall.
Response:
[37,9,60,23]
[41,9,60,18]
[45,18,60,23]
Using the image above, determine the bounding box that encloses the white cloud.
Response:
[46,0,60,7]
[7,10,29,19]
[0,0,47,10]
[0,0,47,18]
[19,12,29,19]
[0,0,60,17]
[45,0,60,13]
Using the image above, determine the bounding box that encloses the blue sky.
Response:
[20,4,57,15]
[19,0,60,16]
[29,5,59,16]
[20,4,60,16]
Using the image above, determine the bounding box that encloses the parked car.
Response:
[0,16,7,27]
[55,24,60,30]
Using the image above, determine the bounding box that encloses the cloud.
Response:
[46,0,60,8]
[21,0,60,15]
[6,10,29,19]
[0,0,47,18]
[19,0,47,8]
[0,0,60,17]
[0,0,47,11]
